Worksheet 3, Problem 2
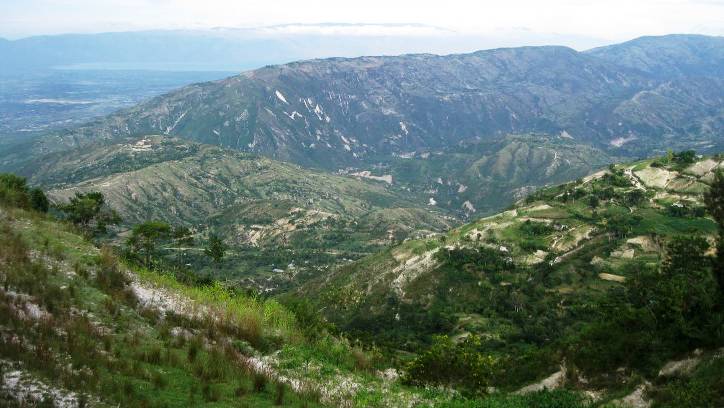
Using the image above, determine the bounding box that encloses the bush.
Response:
[672,150,696,165]
[59,191,120,235]
[0,173,48,212]
[29,188,49,213]
[519,220,554,236]
[403,335,500,392]
[436,247,514,272]
[95,246,129,292]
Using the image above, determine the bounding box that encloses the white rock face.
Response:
[515,366,566,394]
[390,249,440,299]
[1,365,81,407]
[275,90,289,104]
[611,382,652,408]
[658,353,702,377]
[610,136,636,147]
[350,171,393,184]
[462,200,476,213]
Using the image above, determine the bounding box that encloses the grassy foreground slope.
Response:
[0,203,443,407]
[0,204,322,406]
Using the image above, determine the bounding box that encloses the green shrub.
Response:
[519,220,554,236]
[403,335,500,392]
[0,173,47,211]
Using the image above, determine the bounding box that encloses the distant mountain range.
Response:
[23,35,723,160]
[6,34,722,218]
[0,24,610,73]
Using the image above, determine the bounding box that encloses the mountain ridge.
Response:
[13,35,722,168]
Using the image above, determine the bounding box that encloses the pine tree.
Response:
[205,233,227,264]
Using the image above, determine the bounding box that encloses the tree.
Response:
[0,173,30,208]
[61,192,120,235]
[572,237,720,373]
[673,150,696,165]
[650,236,717,342]
[29,188,49,213]
[127,221,171,267]
[172,226,194,246]
[705,170,724,297]
[205,233,227,263]
[403,334,499,391]
[588,195,600,210]
[624,189,646,207]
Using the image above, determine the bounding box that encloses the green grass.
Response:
[0,206,323,407]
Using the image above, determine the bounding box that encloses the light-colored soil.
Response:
[515,366,566,394]
[634,167,676,189]
[599,273,626,283]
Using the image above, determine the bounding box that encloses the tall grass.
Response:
[132,267,302,347]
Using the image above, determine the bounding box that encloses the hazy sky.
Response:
[2,0,724,42]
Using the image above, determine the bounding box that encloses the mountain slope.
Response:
[300,154,721,356]
[366,134,616,216]
[0,197,484,407]
[5,35,722,222]
[34,136,454,289]
[19,35,724,169]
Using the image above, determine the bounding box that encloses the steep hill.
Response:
[305,154,720,339]
[30,136,454,290]
[299,154,724,401]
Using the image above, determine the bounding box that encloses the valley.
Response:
[1,152,723,407]
[30,135,455,291]
[0,31,723,407]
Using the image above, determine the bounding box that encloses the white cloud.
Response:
[1,0,723,41]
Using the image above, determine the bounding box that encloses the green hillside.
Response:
[0,180,461,407]
[28,136,455,291]
[1,150,723,407]
[368,134,616,216]
[300,153,724,405]
[1,167,671,408]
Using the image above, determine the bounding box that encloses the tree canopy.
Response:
[60,191,120,235]
[127,221,171,267]
[0,173,49,213]
[205,233,227,264]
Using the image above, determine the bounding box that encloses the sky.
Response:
[2,0,723,45]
